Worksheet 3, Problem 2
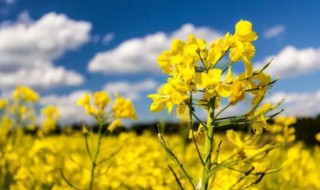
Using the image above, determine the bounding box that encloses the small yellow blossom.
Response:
[0,98,8,109]
[108,119,123,132]
[93,91,111,111]
[77,91,113,117]
[248,103,273,134]
[13,86,39,103]
[234,20,258,42]
[229,80,246,105]
[112,95,137,120]
[148,78,189,113]
[41,105,60,119]
[77,93,96,115]
[316,133,320,142]
[40,105,60,134]
[195,68,222,89]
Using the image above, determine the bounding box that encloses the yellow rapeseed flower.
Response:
[316,133,320,142]
[234,20,258,42]
[108,119,123,132]
[0,98,8,109]
[93,91,111,111]
[195,68,222,89]
[248,103,273,134]
[112,95,137,120]
[274,116,297,126]
[229,80,246,105]
[41,105,60,119]
[77,93,96,115]
[13,86,39,103]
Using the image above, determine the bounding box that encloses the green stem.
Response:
[158,132,197,190]
[201,97,215,190]
[188,93,204,165]
[89,119,103,190]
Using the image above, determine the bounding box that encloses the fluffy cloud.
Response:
[88,24,222,74]
[263,25,285,39]
[255,46,320,78]
[0,12,91,89]
[266,90,320,117]
[104,79,158,100]
[39,90,94,124]
[0,65,83,88]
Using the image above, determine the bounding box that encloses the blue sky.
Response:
[1,0,320,124]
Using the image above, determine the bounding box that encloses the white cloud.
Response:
[102,32,114,45]
[0,65,84,89]
[104,79,158,100]
[266,90,320,117]
[264,25,285,39]
[255,46,320,78]
[88,24,222,74]
[0,12,91,89]
[39,90,94,124]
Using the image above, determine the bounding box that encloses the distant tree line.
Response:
[21,115,320,146]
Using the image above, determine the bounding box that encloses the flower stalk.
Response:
[148,20,284,190]
[200,97,215,190]
[88,118,103,190]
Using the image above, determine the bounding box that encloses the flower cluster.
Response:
[40,105,60,135]
[75,91,137,190]
[13,86,39,103]
[148,20,278,133]
[269,116,297,143]
[77,91,137,131]
[0,86,40,131]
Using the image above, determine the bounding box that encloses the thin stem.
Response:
[209,140,222,189]
[197,51,208,71]
[229,166,254,189]
[214,103,231,120]
[213,48,230,69]
[157,129,197,190]
[213,140,222,165]
[238,59,274,82]
[192,112,207,129]
[188,94,205,165]
[223,165,283,176]
[207,144,280,178]
[191,131,205,166]
[96,147,122,166]
[242,174,265,189]
[168,165,185,190]
[69,155,90,170]
[189,93,194,129]
[84,134,92,161]
[89,119,104,190]
[186,102,207,129]
[60,169,84,190]
[245,80,278,92]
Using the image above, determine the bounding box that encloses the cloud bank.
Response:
[88,24,222,74]
[255,45,320,78]
[0,12,91,89]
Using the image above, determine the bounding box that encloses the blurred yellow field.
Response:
[1,131,319,190]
